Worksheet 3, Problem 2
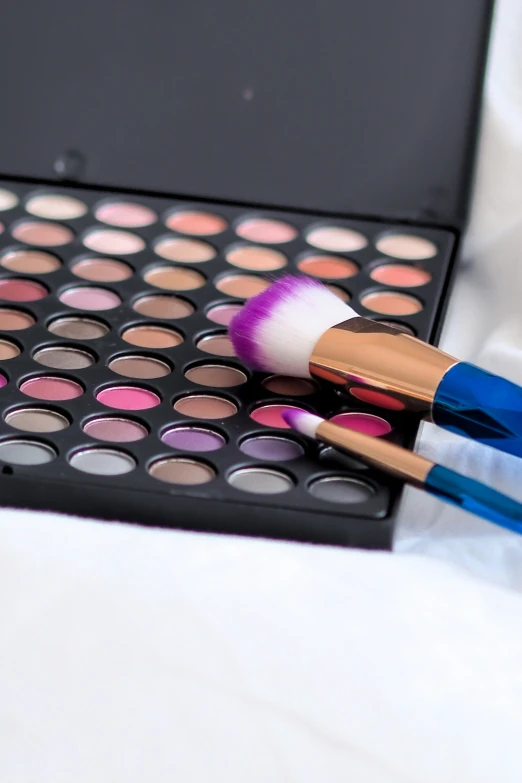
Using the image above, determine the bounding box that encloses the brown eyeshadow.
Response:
[173,394,237,419]
[185,365,247,387]
[1,250,61,274]
[108,355,171,379]
[132,294,194,319]
[0,338,21,360]
[196,334,236,357]
[148,457,216,485]
[0,308,35,330]
[71,257,133,282]
[121,325,183,348]
[144,265,206,291]
[47,317,110,340]
[32,346,95,369]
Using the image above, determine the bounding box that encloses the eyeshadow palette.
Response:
[0,180,456,546]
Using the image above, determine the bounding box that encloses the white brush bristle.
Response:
[283,410,324,439]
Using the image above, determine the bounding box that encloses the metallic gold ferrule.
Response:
[317,420,434,486]
[310,318,457,414]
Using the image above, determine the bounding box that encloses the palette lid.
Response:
[0,0,492,227]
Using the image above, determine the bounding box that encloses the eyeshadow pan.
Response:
[0,439,56,466]
[121,325,183,348]
[0,279,48,302]
[297,255,358,279]
[83,417,148,442]
[25,194,88,220]
[165,210,227,236]
[20,376,84,401]
[215,274,270,299]
[0,373,7,389]
[262,376,316,396]
[1,250,61,274]
[250,404,307,429]
[83,229,145,255]
[227,467,293,494]
[240,436,304,461]
[330,412,392,437]
[154,237,216,263]
[0,308,35,330]
[376,234,437,260]
[32,346,95,370]
[196,334,236,357]
[360,291,423,315]
[149,457,216,485]
[306,226,367,252]
[69,448,136,475]
[226,245,287,272]
[144,265,206,291]
[235,218,297,244]
[205,303,243,326]
[96,386,161,410]
[132,294,194,319]
[5,407,70,433]
[185,364,247,387]
[174,394,237,419]
[309,476,374,504]
[161,426,225,452]
[0,338,20,360]
[47,316,110,340]
[59,286,121,311]
[349,387,405,411]
[0,189,18,211]
[12,220,73,246]
[95,202,157,228]
[70,257,133,282]
[108,355,171,379]
[370,263,431,287]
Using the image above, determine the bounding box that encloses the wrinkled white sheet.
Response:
[2,2,522,780]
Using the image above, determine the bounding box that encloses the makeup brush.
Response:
[230,275,522,458]
[282,410,522,533]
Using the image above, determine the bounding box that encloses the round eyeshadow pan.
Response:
[215,274,270,299]
[32,346,95,370]
[165,210,227,236]
[226,245,287,272]
[185,364,247,387]
[262,376,316,396]
[0,189,19,211]
[227,467,293,494]
[306,226,367,252]
[132,294,194,319]
[309,476,374,504]
[144,265,206,291]
[149,457,216,486]
[20,376,84,401]
[235,218,297,244]
[12,220,73,246]
[0,439,56,466]
[47,316,110,340]
[5,407,70,433]
[25,194,88,220]
[96,386,161,410]
[70,257,133,282]
[250,404,307,429]
[59,286,121,311]
[206,303,243,326]
[376,234,437,260]
[329,412,392,437]
[108,355,171,379]
[83,417,148,443]
[173,394,237,419]
[121,325,183,349]
[94,202,157,228]
[297,255,358,279]
[0,308,35,330]
[1,250,61,274]
[154,237,216,263]
[69,448,136,475]
[196,334,235,357]
[370,263,431,288]
[0,373,7,389]
[360,291,423,316]
[83,229,145,255]
[0,279,48,302]
[0,338,20,360]
[161,427,225,452]
[349,387,405,411]
[239,436,304,461]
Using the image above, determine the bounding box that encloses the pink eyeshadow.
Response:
[20,376,84,401]
[59,286,121,311]
[0,373,7,388]
[330,412,392,437]
[95,202,157,228]
[250,404,307,429]
[349,387,405,411]
[206,303,243,326]
[236,218,297,244]
[0,278,48,302]
[97,386,161,410]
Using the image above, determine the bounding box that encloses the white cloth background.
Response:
[3,2,522,780]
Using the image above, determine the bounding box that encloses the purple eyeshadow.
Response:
[240,435,304,461]
[161,427,225,452]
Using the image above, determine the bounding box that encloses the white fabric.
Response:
[3,1,522,780]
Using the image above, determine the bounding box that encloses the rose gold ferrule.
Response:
[309,318,457,414]
[316,420,434,486]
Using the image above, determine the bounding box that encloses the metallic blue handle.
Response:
[426,464,522,534]
[433,362,522,458]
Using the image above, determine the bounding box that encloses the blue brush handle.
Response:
[425,464,522,534]
[433,362,522,458]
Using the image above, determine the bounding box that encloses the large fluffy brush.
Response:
[229,275,522,459]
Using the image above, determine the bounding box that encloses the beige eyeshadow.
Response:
[132,294,195,319]
[83,229,145,255]
[226,245,287,271]
[165,210,227,236]
[0,338,21,360]
[71,257,133,282]
[121,325,183,348]
[306,226,367,252]
[154,237,216,263]
[376,234,437,260]
[185,365,247,388]
[174,394,237,419]
[0,189,19,211]
[215,274,270,299]
[1,250,61,274]
[360,291,423,315]
[149,457,216,485]
[25,194,88,220]
[0,308,35,330]
[144,265,206,291]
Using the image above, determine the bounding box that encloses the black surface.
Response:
[0,0,492,226]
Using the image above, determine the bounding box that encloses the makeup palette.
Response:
[0,0,493,547]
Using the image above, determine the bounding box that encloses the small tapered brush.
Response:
[282,410,522,534]
[229,275,522,458]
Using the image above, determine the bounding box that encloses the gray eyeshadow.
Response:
[0,439,56,465]
[69,448,136,475]
[309,477,374,504]
[227,467,293,494]
[240,436,304,461]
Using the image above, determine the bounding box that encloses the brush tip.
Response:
[282,409,324,438]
